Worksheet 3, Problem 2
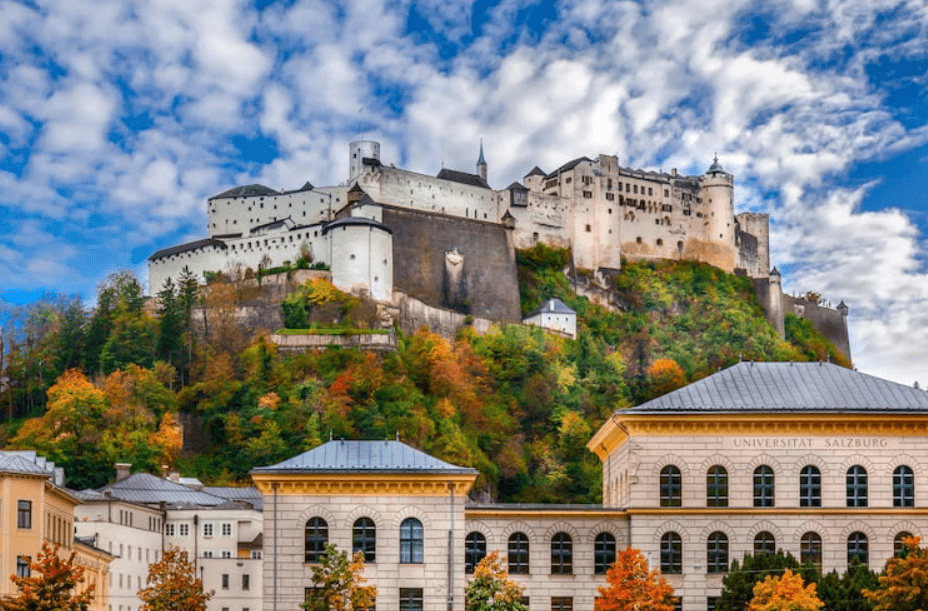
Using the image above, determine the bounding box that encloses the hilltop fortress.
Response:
[148,141,850,360]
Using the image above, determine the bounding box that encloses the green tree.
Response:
[0,542,94,611]
[303,545,376,611]
[818,562,877,611]
[465,550,528,611]
[717,551,811,611]
[139,546,212,611]
[863,535,927,611]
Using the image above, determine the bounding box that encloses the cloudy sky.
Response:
[1,0,927,383]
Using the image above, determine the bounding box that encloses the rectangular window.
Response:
[179,524,189,537]
[707,597,718,611]
[165,524,175,536]
[399,589,423,611]
[221,550,231,559]
[551,597,573,611]
[222,523,232,537]
[221,574,229,590]
[203,550,213,559]
[16,556,30,578]
[17,500,31,529]
[242,574,250,590]
[204,523,213,537]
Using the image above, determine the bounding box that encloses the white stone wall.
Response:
[207,187,347,239]
[522,312,576,339]
[327,222,393,301]
[355,165,496,221]
[464,511,626,611]
[74,502,164,611]
[261,492,467,611]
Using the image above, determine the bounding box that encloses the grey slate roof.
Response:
[204,486,264,510]
[252,440,478,475]
[628,362,928,413]
[525,298,575,318]
[210,184,280,200]
[149,238,227,262]
[0,453,55,476]
[524,166,546,178]
[97,473,225,506]
[322,217,393,236]
[545,157,595,179]
[435,168,490,189]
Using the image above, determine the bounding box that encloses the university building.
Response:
[252,361,928,611]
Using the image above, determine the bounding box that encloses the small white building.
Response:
[522,298,577,338]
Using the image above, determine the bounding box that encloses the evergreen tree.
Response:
[717,551,812,611]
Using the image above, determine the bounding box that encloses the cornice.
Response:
[466,508,627,519]
[627,507,928,516]
[250,473,476,497]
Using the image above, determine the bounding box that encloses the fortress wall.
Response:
[736,213,770,277]
[383,206,522,323]
[356,165,496,220]
[149,244,228,293]
[752,277,786,338]
[782,294,852,363]
[509,192,573,250]
[398,294,494,338]
[208,188,340,237]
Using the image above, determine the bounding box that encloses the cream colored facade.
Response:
[74,539,113,611]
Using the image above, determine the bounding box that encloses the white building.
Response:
[522,298,577,339]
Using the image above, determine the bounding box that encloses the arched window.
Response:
[894,465,915,507]
[800,532,822,570]
[352,518,376,563]
[594,533,616,575]
[799,466,821,507]
[847,532,868,568]
[304,517,328,563]
[660,465,682,507]
[400,518,423,564]
[551,532,573,574]
[464,532,486,574]
[707,532,728,573]
[894,532,914,556]
[847,466,868,507]
[508,533,529,574]
[660,532,682,574]
[753,465,775,507]
[754,532,775,555]
[707,466,728,507]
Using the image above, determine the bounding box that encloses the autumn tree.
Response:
[303,544,376,611]
[138,546,212,611]
[594,547,676,611]
[646,358,686,398]
[465,550,528,611]
[0,542,94,611]
[863,535,928,611]
[717,550,809,611]
[748,569,823,611]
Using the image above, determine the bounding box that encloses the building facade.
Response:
[252,362,928,611]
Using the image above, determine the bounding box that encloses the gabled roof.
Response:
[149,238,227,262]
[545,157,595,179]
[628,362,928,413]
[524,166,546,178]
[251,440,478,475]
[525,298,576,318]
[209,184,280,200]
[436,168,490,189]
[97,473,225,506]
[0,453,55,477]
[250,217,295,234]
[506,181,528,191]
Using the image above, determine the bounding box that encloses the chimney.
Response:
[115,463,131,482]
[169,471,181,483]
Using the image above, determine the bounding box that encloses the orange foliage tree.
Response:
[0,542,94,611]
[748,569,823,611]
[646,358,686,397]
[595,547,676,611]
[138,546,212,611]
[863,536,928,611]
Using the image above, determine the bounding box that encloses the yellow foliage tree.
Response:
[748,569,823,611]
[863,535,928,611]
[646,358,686,397]
[595,547,676,611]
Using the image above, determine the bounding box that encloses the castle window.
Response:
[508,533,530,574]
[847,466,868,507]
[648,187,653,196]
[894,532,914,556]
[706,466,728,507]
[754,532,775,555]
[799,466,821,507]
[660,532,682,574]
[352,518,376,563]
[801,532,822,570]
[582,191,592,199]
[585,225,591,232]
[607,193,614,201]
[304,518,328,563]
[550,532,572,574]
[706,532,728,573]
[847,532,868,567]
[660,465,682,507]
[565,177,572,184]
[656,239,663,246]
[636,237,642,245]
[753,466,775,507]
[594,533,616,575]
[400,518,423,563]
[893,465,914,507]
[664,190,669,197]
[465,532,486,574]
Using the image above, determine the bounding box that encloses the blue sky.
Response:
[1,0,927,384]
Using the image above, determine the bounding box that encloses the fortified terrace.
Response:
[148,141,851,361]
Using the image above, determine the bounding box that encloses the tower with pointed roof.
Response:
[476,140,487,182]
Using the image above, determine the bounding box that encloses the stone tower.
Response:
[476,140,487,183]
[349,140,381,181]
[701,154,737,271]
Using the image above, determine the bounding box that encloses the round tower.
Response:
[702,155,735,245]
[323,216,393,302]
[349,140,381,182]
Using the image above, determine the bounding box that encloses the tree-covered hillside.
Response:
[0,248,848,499]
